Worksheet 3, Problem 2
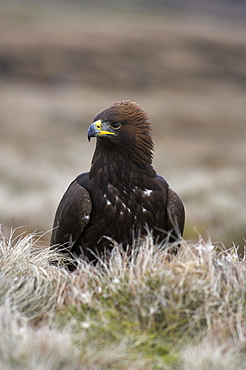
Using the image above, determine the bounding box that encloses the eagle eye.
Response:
[110,122,121,130]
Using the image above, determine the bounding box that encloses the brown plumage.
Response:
[51,101,185,270]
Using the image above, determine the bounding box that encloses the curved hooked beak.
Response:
[87,120,116,142]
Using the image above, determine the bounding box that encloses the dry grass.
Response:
[0,228,245,369]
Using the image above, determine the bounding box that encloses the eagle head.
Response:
[87,101,154,165]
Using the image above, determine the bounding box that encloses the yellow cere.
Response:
[94,120,115,135]
[94,120,102,130]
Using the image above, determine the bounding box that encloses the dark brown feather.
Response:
[51,101,185,270]
[51,173,91,248]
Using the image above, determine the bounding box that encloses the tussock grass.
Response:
[0,228,245,369]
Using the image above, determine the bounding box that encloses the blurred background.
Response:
[0,0,245,251]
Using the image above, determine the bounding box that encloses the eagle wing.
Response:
[166,187,185,240]
[156,174,185,240]
[50,173,92,251]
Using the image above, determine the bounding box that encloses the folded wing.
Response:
[51,174,92,251]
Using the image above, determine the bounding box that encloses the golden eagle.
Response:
[51,101,185,270]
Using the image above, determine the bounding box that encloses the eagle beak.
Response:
[87,120,115,142]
